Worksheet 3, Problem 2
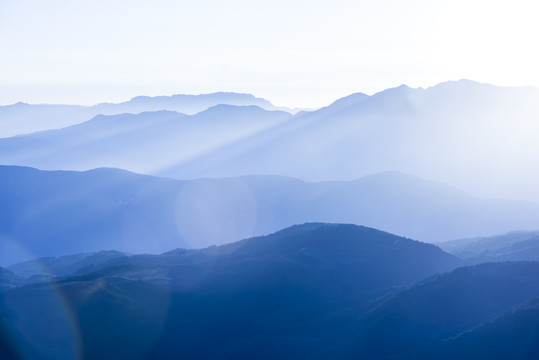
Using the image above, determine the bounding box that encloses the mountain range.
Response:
[2,165,539,265]
[2,80,539,200]
[0,105,293,174]
[0,223,459,359]
[2,80,539,358]
[0,92,299,138]
[1,223,538,359]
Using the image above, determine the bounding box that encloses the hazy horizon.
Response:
[1,78,537,109]
[2,0,538,108]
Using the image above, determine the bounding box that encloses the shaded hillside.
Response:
[421,298,539,359]
[77,223,460,291]
[341,262,539,359]
[0,268,22,290]
[7,251,126,279]
[0,223,459,360]
[2,225,537,359]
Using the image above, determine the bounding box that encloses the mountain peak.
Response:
[326,92,369,109]
[193,104,293,119]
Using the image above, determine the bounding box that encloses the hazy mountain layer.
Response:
[159,80,539,201]
[2,165,539,265]
[439,230,539,263]
[0,106,293,174]
[2,80,539,200]
[0,92,293,137]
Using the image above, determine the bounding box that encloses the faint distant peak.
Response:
[137,109,186,116]
[93,109,183,117]
[11,102,30,107]
[367,80,500,101]
[2,102,73,108]
[194,104,292,117]
[427,79,485,90]
[201,103,264,111]
[123,92,274,107]
[128,92,263,102]
[371,83,416,97]
[327,92,369,108]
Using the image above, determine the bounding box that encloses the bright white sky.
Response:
[1,0,538,108]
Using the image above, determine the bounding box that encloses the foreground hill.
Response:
[423,298,539,359]
[0,223,460,360]
[339,261,539,359]
[2,225,538,359]
[2,165,539,264]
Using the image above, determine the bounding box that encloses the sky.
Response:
[1,0,538,108]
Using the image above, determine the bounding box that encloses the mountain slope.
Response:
[0,105,293,174]
[0,165,186,265]
[158,80,539,201]
[6,251,126,279]
[2,165,539,265]
[343,262,539,359]
[0,267,22,290]
[422,298,539,359]
[4,225,538,359]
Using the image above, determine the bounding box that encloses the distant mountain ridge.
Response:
[0,105,293,174]
[0,92,298,137]
[6,250,126,279]
[438,230,539,263]
[2,80,539,200]
[156,80,539,200]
